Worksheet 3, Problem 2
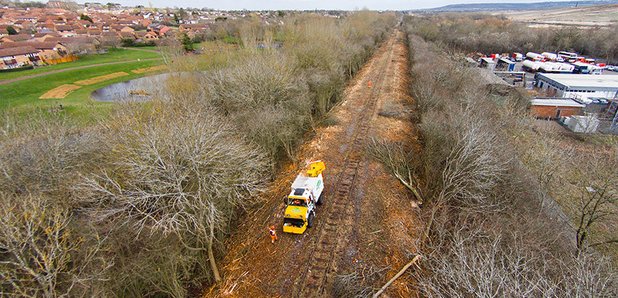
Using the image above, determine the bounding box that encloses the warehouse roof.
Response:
[530,97,586,108]
[537,73,618,90]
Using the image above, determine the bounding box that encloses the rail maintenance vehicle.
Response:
[282,160,325,234]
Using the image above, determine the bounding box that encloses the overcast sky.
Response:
[69,0,580,10]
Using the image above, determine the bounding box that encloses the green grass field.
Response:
[0,47,161,81]
[0,48,164,122]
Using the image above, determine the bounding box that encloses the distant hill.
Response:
[426,0,618,12]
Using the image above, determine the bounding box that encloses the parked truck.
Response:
[541,52,559,61]
[522,59,541,72]
[526,52,544,61]
[282,161,325,234]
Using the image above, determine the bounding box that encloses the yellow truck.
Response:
[282,161,325,234]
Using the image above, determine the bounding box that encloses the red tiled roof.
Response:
[55,25,73,31]
[159,26,171,35]
[1,34,32,42]
[0,41,59,50]
[0,46,39,57]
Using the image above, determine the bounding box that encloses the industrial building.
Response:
[535,73,618,103]
[529,98,585,119]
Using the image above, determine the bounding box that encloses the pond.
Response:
[90,73,175,102]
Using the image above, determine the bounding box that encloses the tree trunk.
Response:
[208,224,222,282]
[373,255,421,298]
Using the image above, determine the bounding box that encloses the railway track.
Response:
[292,32,398,297]
[274,33,394,295]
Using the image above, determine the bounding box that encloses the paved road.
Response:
[0,57,163,86]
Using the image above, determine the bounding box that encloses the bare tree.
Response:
[0,112,103,200]
[157,37,185,70]
[75,105,267,283]
[415,218,616,298]
[205,53,311,165]
[0,194,110,297]
[367,138,423,203]
[436,108,508,208]
[405,20,618,298]
[574,176,617,253]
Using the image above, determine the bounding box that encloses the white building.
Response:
[564,115,600,133]
[535,73,618,103]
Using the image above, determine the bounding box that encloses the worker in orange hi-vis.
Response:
[268,225,278,244]
[367,80,373,88]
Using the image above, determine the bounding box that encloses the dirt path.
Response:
[0,58,162,86]
[208,29,422,298]
[118,47,161,53]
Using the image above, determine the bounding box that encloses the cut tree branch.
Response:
[372,254,422,298]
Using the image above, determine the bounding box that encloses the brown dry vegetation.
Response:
[73,71,129,86]
[131,65,168,74]
[409,13,618,265]
[501,4,618,28]
[402,15,617,296]
[409,14,618,63]
[38,84,82,99]
[0,12,396,297]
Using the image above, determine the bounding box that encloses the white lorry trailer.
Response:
[526,52,544,61]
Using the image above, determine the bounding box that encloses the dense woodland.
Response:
[0,12,396,296]
[409,14,618,63]
[401,15,617,296]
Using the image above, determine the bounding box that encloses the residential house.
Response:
[87,29,101,36]
[119,31,135,40]
[101,31,118,38]
[0,34,33,42]
[45,36,100,54]
[159,26,172,37]
[0,46,40,69]
[34,32,60,41]
[139,19,152,27]
[53,19,68,26]
[134,31,146,40]
[35,33,61,42]
[144,31,159,41]
[120,26,135,33]
[76,20,92,28]
[179,23,209,38]
[0,25,8,37]
[110,24,124,32]
[99,32,120,47]
[0,41,67,60]
[54,24,75,37]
